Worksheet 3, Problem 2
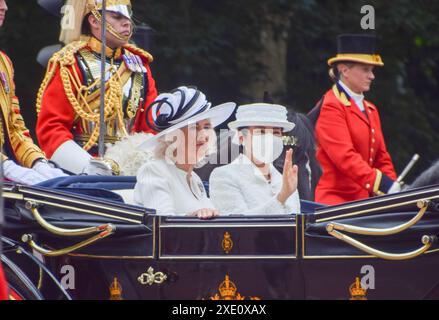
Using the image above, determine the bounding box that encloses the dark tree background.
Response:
[0,0,438,183]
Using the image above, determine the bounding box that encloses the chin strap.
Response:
[90,8,133,42]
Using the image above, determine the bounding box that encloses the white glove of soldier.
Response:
[83,158,113,176]
[50,140,116,175]
[3,160,47,185]
[33,160,68,180]
[388,181,402,194]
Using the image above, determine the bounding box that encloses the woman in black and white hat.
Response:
[209,103,301,215]
[134,86,236,218]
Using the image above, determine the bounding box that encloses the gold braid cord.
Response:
[123,44,154,63]
[36,40,87,114]
[36,40,127,151]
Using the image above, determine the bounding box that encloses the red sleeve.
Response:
[374,112,397,180]
[316,99,378,190]
[133,64,158,134]
[36,64,79,159]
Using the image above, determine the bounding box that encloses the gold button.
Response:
[372,129,375,134]
[371,148,374,153]
[366,184,371,189]
[368,110,372,114]
[372,138,376,143]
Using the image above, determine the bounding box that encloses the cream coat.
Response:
[209,155,301,215]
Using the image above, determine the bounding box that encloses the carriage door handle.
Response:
[137,267,168,286]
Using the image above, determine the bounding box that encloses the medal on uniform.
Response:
[0,71,9,94]
[135,55,147,73]
[132,54,143,73]
[123,53,138,73]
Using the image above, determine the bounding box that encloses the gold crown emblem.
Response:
[219,275,240,299]
[109,277,123,300]
[349,277,367,300]
[208,275,261,300]
[210,275,244,300]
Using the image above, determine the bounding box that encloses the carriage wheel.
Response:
[3,260,42,300]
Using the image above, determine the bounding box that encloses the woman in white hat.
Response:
[134,86,236,218]
[209,103,301,215]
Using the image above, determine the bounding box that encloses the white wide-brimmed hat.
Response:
[139,86,236,150]
[228,103,295,132]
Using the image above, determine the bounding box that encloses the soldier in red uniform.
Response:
[0,0,65,300]
[0,0,66,186]
[36,0,158,175]
[315,34,400,205]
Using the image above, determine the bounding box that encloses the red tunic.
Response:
[37,44,158,159]
[315,84,397,205]
[0,51,46,167]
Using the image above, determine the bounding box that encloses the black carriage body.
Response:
[3,182,439,300]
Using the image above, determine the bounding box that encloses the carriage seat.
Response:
[36,176,324,213]
[37,175,138,204]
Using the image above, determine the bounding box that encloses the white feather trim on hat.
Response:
[104,133,155,176]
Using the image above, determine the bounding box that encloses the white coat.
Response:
[209,154,301,215]
[134,158,214,215]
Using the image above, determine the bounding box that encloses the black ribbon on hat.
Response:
[145,86,211,132]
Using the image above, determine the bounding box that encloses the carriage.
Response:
[2,175,439,300]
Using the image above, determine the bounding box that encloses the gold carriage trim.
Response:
[209,275,261,300]
[109,277,123,300]
[222,232,233,254]
[349,277,367,300]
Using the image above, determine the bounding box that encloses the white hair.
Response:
[154,127,218,167]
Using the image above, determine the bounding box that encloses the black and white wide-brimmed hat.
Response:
[139,86,236,150]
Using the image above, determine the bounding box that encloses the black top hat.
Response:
[327,34,384,67]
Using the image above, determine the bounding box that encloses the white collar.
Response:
[338,80,365,111]
[235,154,279,183]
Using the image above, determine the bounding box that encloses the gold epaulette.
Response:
[123,43,154,63]
[36,40,88,114]
[0,51,13,80]
[55,40,89,67]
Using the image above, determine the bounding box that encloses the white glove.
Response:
[33,160,68,180]
[3,160,47,185]
[83,158,113,176]
[388,181,402,194]
[51,140,92,174]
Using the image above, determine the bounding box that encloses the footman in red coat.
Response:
[314,34,399,205]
